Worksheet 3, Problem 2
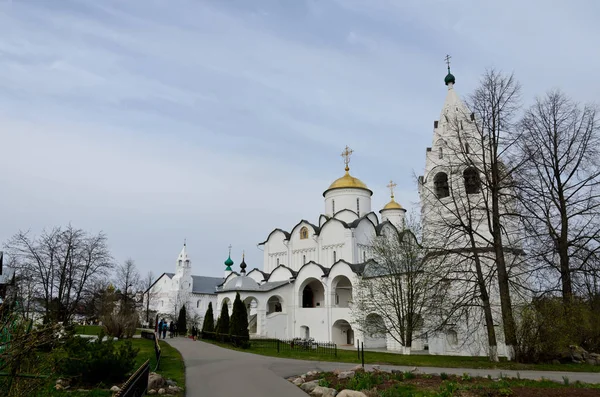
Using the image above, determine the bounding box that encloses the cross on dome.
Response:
[387,180,397,200]
[444,54,456,86]
[341,145,354,172]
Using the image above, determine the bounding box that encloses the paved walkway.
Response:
[165,338,600,397]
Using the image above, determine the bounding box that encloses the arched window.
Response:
[300,226,309,240]
[464,142,470,154]
[196,299,201,308]
[333,251,337,263]
[439,147,443,159]
[356,198,360,216]
[463,167,481,194]
[332,199,336,213]
[303,255,306,264]
[433,172,450,199]
[276,258,280,266]
[363,251,366,262]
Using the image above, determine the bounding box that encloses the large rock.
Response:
[306,370,320,377]
[110,385,120,392]
[149,372,166,390]
[158,388,166,395]
[292,377,305,386]
[300,380,320,393]
[337,371,355,379]
[351,365,362,372]
[310,385,337,397]
[337,390,367,397]
[148,390,157,395]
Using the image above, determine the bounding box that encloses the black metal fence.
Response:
[252,337,338,358]
[201,332,337,358]
[114,359,150,397]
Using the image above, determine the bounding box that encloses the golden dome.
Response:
[382,199,404,211]
[324,171,373,197]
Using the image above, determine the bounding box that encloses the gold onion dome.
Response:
[324,145,372,196]
[382,199,403,210]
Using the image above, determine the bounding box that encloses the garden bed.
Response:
[291,367,600,397]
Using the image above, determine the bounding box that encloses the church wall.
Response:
[289,222,318,270]
[264,312,287,338]
[268,266,294,282]
[354,219,376,262]
[263,230,289,273]
[319,221,351,267]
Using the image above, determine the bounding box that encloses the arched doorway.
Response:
[300,325,310,339]
[332,275,353,307]
[300,278,324,308]
[364,313,387,349]
[332,319,354,345]
[243,296,258,334]
[266,295,284,314]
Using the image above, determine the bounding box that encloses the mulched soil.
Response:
[300,369,600,397]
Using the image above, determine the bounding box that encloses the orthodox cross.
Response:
[341,145,354,171]
[228,244,232,256]
[445,54,452,71]
[184,238,186,246]
[387,180,397,200]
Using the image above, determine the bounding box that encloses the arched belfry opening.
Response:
[434,172,450,199]
[463,167,481,194]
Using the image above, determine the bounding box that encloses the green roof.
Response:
[444,70,455,85]
[224,255,234,267]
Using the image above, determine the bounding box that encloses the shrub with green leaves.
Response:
[56,331,139,386]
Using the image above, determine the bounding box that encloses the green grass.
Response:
[73,325,104,335]
[203,339,600,373]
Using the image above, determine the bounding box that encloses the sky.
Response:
[1,0,599,280]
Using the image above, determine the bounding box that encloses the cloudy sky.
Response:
[1,0,598,279]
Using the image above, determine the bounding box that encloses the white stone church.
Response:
[145,68,514,358]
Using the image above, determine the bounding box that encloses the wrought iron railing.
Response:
[114,359,150,397]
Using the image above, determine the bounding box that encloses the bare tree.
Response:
[142,271,157,325]
[516,90,600,303]
[353,219,451,354]
[4,225,113,324]
[115,258,140,314]
[466,70,523,359]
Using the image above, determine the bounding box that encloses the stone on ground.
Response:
[292,377,304,386]
[158,388,166,395]
[310,385,337,397]
[110,385,120,392]
[337,371,355,379]
[351,365,362,371]
[337,390,367,397]
[300,380,320,393]
[149,372,166,390]
[148,390,157,395]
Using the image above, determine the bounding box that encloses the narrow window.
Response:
[434,120,438,128]
[363,251,366,262]
[303,255,306,264]
[356,198,360,216]
[460,120,463,130]
[335,294,339,305]
[470,112,475,121]
[276,258,280,266]
[465,143,470,154]
[434,172,450,199]
[197,300,201,308]
[439,147,443,159]
[464,167,481,194]
[332,199,335,213]
[333,251,337,263]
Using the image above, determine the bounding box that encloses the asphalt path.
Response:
[165,338,600,397]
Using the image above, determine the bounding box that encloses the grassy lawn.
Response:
[203,339,600,373]
[74,325,153,337]
[29,338,184,397]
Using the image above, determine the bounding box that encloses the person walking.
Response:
[162,320,168,339]
[158,319,163,339]
[191,325,197,341]
[173,323,178,337]
[169,321,174,338]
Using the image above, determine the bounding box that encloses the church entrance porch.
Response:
[243,296,259,334]
[300,278,325,308]
[332,319,354,346]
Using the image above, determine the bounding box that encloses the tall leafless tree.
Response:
[142,271,156,325]
[4,225,113,324]
[466,70,524,359]
[516,90,600,304]
[115,258,140,314]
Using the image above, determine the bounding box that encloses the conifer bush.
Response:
[201,302,215,338]
[177,305,187,336]
[229,292,250,348]
[215,301,230,342]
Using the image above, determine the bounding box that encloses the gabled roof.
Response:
[144,272,175,294]
[191,276,223,294]
[258,228,291,246]
[265,265,297,281]
[290,219,321,236]
[247,268,269,281]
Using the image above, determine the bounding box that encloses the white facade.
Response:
[144,244,222,328]
[151,71,520,357]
